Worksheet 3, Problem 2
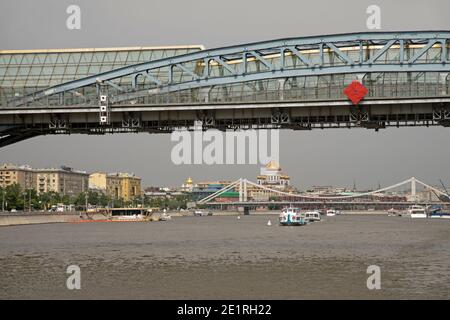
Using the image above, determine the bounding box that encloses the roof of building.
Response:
[108,172,141,179]
[0,163,34,171]
[35,167,89,175]
[1,163,88,174]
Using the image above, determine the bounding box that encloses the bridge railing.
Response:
[2,79,448,108]
[112,81,450,106]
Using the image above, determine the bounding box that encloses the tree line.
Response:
[0,183,190,212]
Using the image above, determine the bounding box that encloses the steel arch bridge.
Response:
[1,31,450,147]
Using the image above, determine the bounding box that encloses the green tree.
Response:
[74,192,87,207]
[87,190,99,206]
[5,183,23,210]
[99,193,110,207]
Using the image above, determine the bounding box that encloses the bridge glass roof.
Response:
[0,45,204,101]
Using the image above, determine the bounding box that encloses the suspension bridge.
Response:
[197,177,450,209]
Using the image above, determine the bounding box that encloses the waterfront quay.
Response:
[0,214,449,299]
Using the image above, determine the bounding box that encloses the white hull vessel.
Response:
[430,213,450,219]
[305,211,321,222]
[428,206,450,218]
[410,213,427,218]
[326,209,338,217]
[408,205,427,219]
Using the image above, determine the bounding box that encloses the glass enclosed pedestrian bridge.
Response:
[2,31,449,108]
[0,31,450,148]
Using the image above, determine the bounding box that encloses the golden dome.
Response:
[265,160,280,170]
[185,177,193,184]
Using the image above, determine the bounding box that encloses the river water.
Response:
[0,214,449,299]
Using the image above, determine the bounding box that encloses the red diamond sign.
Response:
[344,81,368,105]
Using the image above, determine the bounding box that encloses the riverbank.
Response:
[0,209,392,227]
[0,212,109,227]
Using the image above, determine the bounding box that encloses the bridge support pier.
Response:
[411,177,417,203]
[238,178,248,202]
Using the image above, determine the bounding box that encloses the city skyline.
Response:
[1,153,447,193]
[1,0,450,189]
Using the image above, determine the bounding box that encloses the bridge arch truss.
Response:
[10,31,450,108]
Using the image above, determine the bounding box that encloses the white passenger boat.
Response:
[279,207,307,226]
[408,205,427,218]
[304,211,321,222]
[326,209,337,217]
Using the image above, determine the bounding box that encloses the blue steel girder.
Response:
[11,31,450,107]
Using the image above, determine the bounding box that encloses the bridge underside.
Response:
[1,98,449,148]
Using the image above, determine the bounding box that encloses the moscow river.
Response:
[0,214,449,299]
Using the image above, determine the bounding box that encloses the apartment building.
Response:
[35,166,89,196]
[0,164,36,189]
[89,172,141,201]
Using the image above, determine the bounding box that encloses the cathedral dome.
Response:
[265,160,280,170]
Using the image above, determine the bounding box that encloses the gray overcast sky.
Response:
[1,0,450,189]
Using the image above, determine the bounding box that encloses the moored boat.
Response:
[387,208,400,216]
[408,205,427,218]
[305,210,321,222]
[326,209,337,217]
[429,211,450,218]
[428,205,450,218]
